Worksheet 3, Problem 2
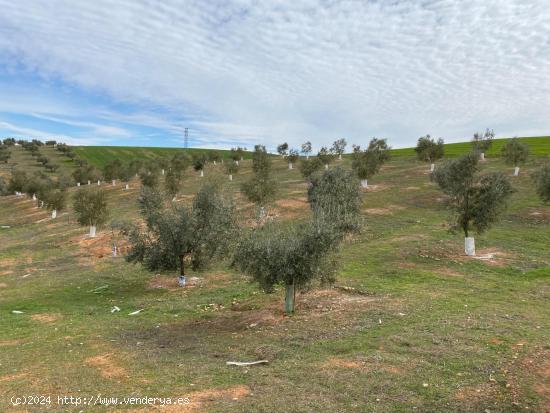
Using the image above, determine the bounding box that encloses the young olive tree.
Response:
[208,150,222,165]
[73,188,109,237]
[533,160,550,203]
[44,189,67,219]
[301,141,312,159]
[317,147,335,170]
[119,164,133,190]
[8,169,28,196]
[192,153,207,177]
[0,144,11,163]
[351,138,390,188]
[472,128,494,161]
[139,169,160,189]
[229,148,241,165]
[126,183,235,285]
[234,167,361,314]
[277,142,289,158]
[299,157,324,182]
[0,176,9,196]
[415,135,444,172]
[104,159,123,185]
[225,160,239,181]
[331,138,347,160]
[501,138,529,176]
[164,168,183,200]
[241,145,277,220]
[286,149,299,170]
[432,153,514,256]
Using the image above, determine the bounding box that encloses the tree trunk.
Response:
[200,170,204,177]
[284,282,295,314]
[480,152,485,161]
[89,225,96,238]
[288,162,293,170]
[229,174,233,181]
[32,193,36,201]
[235,160,239,166]
[51,209,57,219]
[178,255,186,286]
[361,179,368,188]
[339,154,342,160]
[77,182,80,187]
[113,245,117,257]
[125,183,129,190]
[465,237,475,256]
[514,166,520,176]
[112,180,116,186]
[162,169,165,175]
[430,163,435,172]
[88,180,91,185]
[97,180,101,186]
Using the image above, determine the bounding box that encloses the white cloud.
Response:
[0,0,549,149]
[0,120,105,146]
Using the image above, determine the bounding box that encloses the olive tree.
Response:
[119,164,133,190]
[8,170,27,196]
[192,153,207,177]
[208,150,222,165]
[317,147,335,170]
[286,149,299,170]
[44,189,67,219]
[164,168,183,200]
[0,176,9,196]
[299,156,323,182]
[277,142,289,158]
[301,141,312,159]
[104,159,123,185]
[415,135,444,172]
[73,188,109,237]
[241,145,277,220]
[533,160,550,203]
[229,148,241,165]
[501,138,529,176]
[472,128,494,161]
[331,138,347,160]
[225,160,239,181]
[0,144,11,163]
[234,167,361,314]
[126,183,236,285]
[139,169,160,189]
[351,138,390,188]
[432,153,514,256]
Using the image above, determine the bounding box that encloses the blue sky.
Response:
[1,1,549,152]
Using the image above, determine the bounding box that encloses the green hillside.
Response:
[73,146,251,169]
[390,136,550,157]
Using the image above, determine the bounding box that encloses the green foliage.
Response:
[128,159,144,176]
[207,151,222,163]
[472,128,495,153]
[317,146,335,166]
[170,152,190,173]
[301,141,312,157]
[229,148,241,162]
[0,144,10,163]
[233,221,340,294]
[277,142,288,157]
[299,157,323,180]
[287,149,300,164]
[164,168,182,198]
[225,160,239,175]
[241,145,277,208]
[331,138,347,156]
[57,173,75,189]
[103,159,123,181]
[8,170,27,192]
[432,153,514,236]
[192,152,207,171]
[139,170,160,189]
[44,163,59,173]
[73,165,100,184]
[0,176,9,196]
[307,166,362,234]
[415,135,444,163]
[72,188,109,227]
[351,138,390,180]
[126,183,236,276]
[44,189,67,212]
[2,137,15,146]
[501,138,529,166]
[533,160,550,203]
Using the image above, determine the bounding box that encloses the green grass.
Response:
[390,136,550,157]
[73,146,252,169]
[0,151,549,412]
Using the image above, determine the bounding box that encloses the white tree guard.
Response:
[465,237,475,256]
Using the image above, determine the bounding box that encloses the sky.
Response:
[0,1,549,152]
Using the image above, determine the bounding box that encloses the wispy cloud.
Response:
[0,0,549,149]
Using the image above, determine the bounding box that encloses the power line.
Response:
[184,128,189,148]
